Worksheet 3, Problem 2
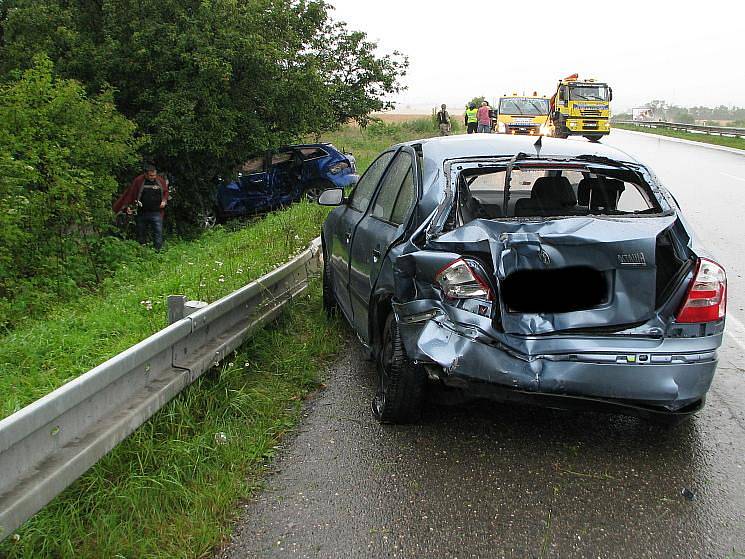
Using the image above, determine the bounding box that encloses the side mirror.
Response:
[318,188,344,206]
[609,87,613,102]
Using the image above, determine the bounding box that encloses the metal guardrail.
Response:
[0,237,322,541]
[616,120,745,139]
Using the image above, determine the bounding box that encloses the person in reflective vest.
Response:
[465,103,478,134]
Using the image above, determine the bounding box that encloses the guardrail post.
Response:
[167,295,187,324]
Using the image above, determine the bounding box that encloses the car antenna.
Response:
[534,135,542,157]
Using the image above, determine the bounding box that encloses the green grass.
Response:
[321,116,451,170]
[614,122,745,151]
[0,117,443,558]
[1,282,343,558]
[0,202,329,420]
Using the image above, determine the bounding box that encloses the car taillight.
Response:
[328,161,350,174]
[676,258,727,323]
[434,258,493,301]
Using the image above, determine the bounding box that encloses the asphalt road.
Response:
[216,130,745,559]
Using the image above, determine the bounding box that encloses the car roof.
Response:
[404,134,640,165]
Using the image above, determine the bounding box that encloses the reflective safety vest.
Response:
[466,108,478,123]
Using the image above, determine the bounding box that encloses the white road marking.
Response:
[725,313,745,354]
[720,172,745,183]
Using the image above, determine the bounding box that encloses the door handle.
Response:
[344,232,352,244]
[372,248,381,262]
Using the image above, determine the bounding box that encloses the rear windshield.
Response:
[458,167,660,222]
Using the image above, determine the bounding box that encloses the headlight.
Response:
[497,121,506,133]
[568,121,577,128]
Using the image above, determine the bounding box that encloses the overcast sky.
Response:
[329,0,745,113]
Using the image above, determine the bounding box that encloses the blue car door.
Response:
[328,151,395,322]
[348,148,418,342]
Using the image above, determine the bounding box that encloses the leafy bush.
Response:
[0,55,142,327]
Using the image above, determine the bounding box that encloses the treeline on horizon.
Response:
[616,100,745,125]
[0,0,408,327]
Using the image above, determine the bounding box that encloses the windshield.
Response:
[499,98,549,116]
[569,85,609,101]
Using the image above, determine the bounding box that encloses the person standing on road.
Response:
[477,101,492,133]
[436,104,451,135]
[113,163,169,250]
[465,103,478,134]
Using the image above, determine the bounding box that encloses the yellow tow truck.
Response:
[548,74,612,141]
[494,93,551,136]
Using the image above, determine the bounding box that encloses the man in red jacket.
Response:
[113,163,169,250]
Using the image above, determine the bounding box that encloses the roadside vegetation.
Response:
[0,117,446,557]
[614,122,745,151]
[0,0,408,329]
[0,201,344,558]
[323,116,461,170]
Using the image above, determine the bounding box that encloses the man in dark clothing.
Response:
[436,104,451,135]
[113,163,169,250]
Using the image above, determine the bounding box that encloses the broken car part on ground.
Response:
[318,134,726,424]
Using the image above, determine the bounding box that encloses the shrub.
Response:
[0,55,142,327]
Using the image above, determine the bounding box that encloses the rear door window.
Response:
[371,152,414,225]
[348,151,395,212]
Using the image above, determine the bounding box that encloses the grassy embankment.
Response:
[614,122,745,151]
[0,117,437,558]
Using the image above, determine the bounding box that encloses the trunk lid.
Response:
[429,215,682,335]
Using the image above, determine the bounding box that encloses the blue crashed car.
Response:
[206,143,358,226]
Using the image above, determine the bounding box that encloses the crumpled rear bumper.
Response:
[394,301,719,413]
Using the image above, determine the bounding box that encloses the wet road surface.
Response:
[217,130,745,558]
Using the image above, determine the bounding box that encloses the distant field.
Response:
[371,112,431,122]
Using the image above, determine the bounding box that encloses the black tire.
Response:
[304,180,329,203]
[372,313,426,424]
[584,135,602,143]
[322,244,338,317]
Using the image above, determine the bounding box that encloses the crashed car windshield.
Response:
[319,135,726,425]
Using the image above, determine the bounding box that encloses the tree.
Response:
[0,0,408,221]
[467,96,487,108]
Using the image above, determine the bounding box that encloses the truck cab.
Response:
[549,75,612,141]
[494,94,550,136]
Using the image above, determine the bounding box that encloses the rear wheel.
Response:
[198,205,220,229]
[372,313,426,424]
[304,180,328,203]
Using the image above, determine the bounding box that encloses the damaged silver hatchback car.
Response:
[318,135,726,424]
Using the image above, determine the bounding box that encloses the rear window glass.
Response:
[460,167,658,221]
[298,147,328,159]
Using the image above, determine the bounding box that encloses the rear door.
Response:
[349,149,418,341]
[328,150,395,321]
